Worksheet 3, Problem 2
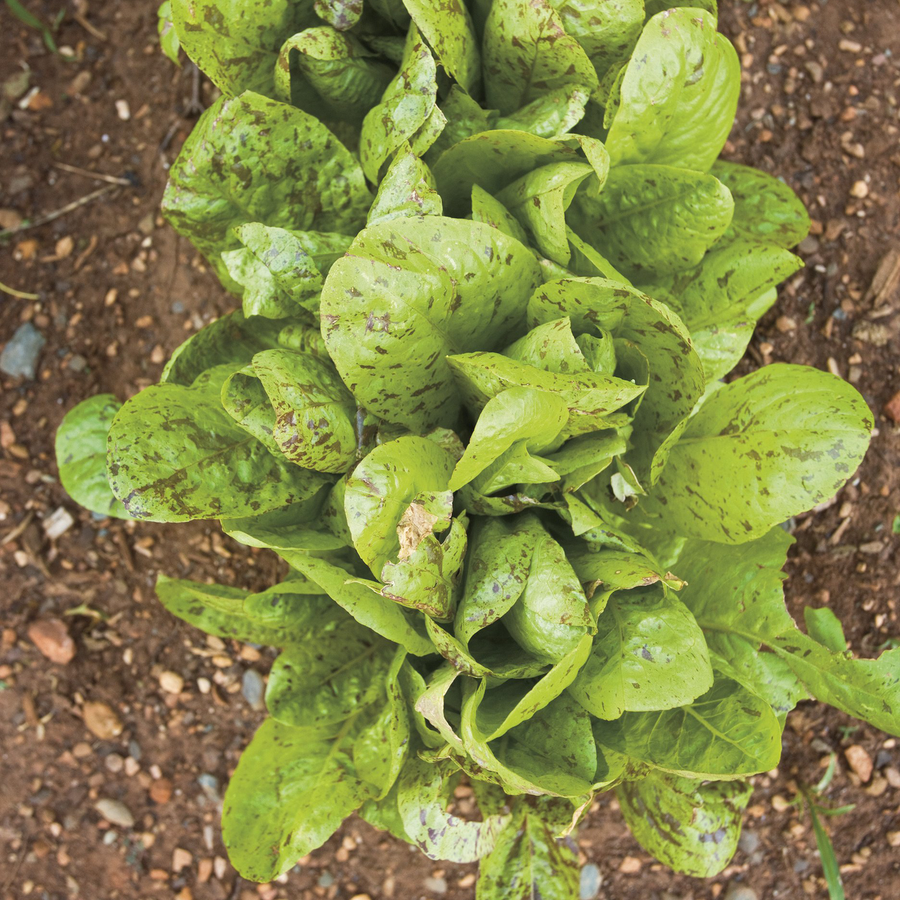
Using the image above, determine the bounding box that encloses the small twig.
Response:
[1,511,34,546]
[73,233,99,271]
[0,184,118,238]
[72,10,107,41]
[0,279,38,300]
[52,162,132,187]
[0,834,28,896]
[228,875,245,900]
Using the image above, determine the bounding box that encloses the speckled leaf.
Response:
[711,160,810,248]
[504,318,593,375]
[274,27,395,122]
[450,388,568,492]
[527,278,704,482]
[402,0,481,93]
[289,555,435,656]
[645,0,718,17]
[470,186,530,244]
[155,574,335,646]
[447,352,644,441]
[107,375,327,522]
[643,364,873,544]
[568,585,713,719]
[158,1,181,64]
[494,85,589,138]
[594,675,783,779]
[549,0,644,82]
[483,0,598,115]
[56,394,131,519]
[433,129,606,215]
[415,663,466,752]
[266,623,395,733]
[367,144,442,226]
[502,517,594,664]
[497,162,593,264]
[222,225,351,320]
[567,548,674,593]
[314,0,363,30]
[476,809,580,900]
[373,515,468,620]
[804,607,848,654]
[161,311,284,386]
[162,91,369,287]
[252,349,358,473]
[605,7,740,171]
[359,26,438,182]
[545,430,627,492]
[398,757,512,862]
[475,634,593,739]
[639,241,802,381]
[462,684,597,798]
[568,165,734,279]
[566,228,630,284]
[320,217,542,431]
[170,0,316,97]
[618,773,752,877]
[678,529,900,734]
[345,436,456,573]
[222,714,379,881]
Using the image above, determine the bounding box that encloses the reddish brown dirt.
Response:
[1,2,899,899]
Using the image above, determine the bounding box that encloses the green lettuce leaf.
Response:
[162,91,369,287]
[170,0,316,98]
[643,364,873,543]
[483,0,598,115]
[367,143,443,225]
[321,216,542,431]
[56,394,131,519]
[402,0,481,93]
[568,165,734,279]
[604,7,740,171]
[618,773,752,877]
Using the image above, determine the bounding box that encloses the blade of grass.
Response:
[5,0,59,53]
[805,793,846,900]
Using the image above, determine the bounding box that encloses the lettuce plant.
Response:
[56,1,897,896]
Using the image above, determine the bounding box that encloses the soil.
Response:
[1,2,899,899]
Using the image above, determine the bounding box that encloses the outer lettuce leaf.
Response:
[476,808,580,900]
[711,160,811,249]
[494,85,589,139]
[162,91,369,288]
[639,241,802,381]
[107,369,327,522]
[320,216,542,431]
[367,143,443,225]
[594,675,783,779]
[170,0,316,98]
[155,574,335,646]
[678,528,900,735]
[56,394,131,519]
[605,7,740,171]
[618,773,752,877]
[643,364,873,543]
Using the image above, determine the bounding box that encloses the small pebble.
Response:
[43,507,75,540]
[850,180,869,199]
[738,829,760,854]
[104,753,124,774]
[150,777,174,804]
[197,773,220,802]
[845,745,874,782]
[724,885,759,900]
[94,799,134,829]
[1,323,46,380]
[424,876,447,894]
[579,863,602,899]
[159,670,184,695]
[27,618,76,664]
[241,669,265,710]
[172,847,193,872]
[83,701,124,740]
[317,871,334,888]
